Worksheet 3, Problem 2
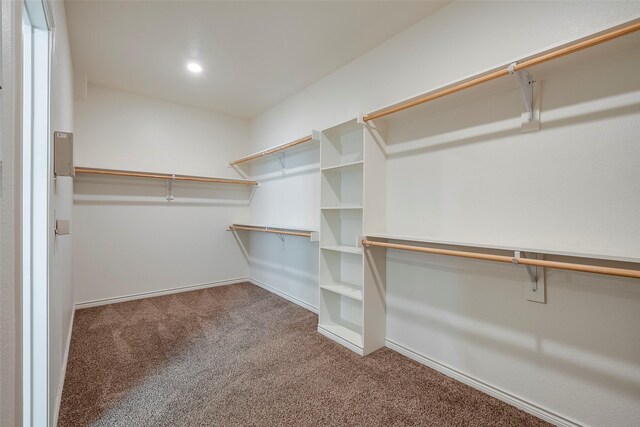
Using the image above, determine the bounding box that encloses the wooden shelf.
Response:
[364,20,640,122]
[230,223,318,240]
[367,233,640,264]
[232,221,316,232]
[229,134,316,166]
[321,245,362,255]
[75,166,257,186]
[320,283,363,301]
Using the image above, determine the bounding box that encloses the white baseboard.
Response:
[385,339,581,427]
[249,277,318,314]
[75,278,249,309]
[317,325,364,355]
[53,307,75,427]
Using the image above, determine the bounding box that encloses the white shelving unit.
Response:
[318,117,387,356]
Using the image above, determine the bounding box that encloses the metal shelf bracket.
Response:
[513,251,546,303]
[274,231,287,249]
[166,174,176,201]
[273,152,286,175]
[508,62,541,133]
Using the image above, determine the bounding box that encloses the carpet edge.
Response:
[74,278,250,309]
[385,339,582,427]
[248,277,319,314]
[53,307,75,427]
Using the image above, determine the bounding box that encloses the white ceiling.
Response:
[65,1,449,118]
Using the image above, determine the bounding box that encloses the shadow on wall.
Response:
[385,45,640,157]
[388,247,640,356]
[247,231,320,306]
[73,175,254,207]
[235,142,320,183]
[249,251,320,286]
[386,249,640,399]
[230,228,251,263]
[387,102,639,160]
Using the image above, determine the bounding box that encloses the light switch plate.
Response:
[54,131,74,176]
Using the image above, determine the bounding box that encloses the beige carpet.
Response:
[58,282,549,426]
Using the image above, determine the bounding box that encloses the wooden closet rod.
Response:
[230,135,313,166]
[229,224,312,238]
[363,20,640,122]
[75,167,257,186]
[361,240,640,279]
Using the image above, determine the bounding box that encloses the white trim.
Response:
[317,326,364,356]
[248,277,318,314]
[385,339,582,427]
[52,307,74,427]
[75,278,249,309]
[0,2,23,425]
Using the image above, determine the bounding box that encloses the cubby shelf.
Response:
[320,206,363,210]
[318,323,363,347]
[320,160,364,172]
[320,283,363,301]
[318,117,387,356]
[321,245,362,255]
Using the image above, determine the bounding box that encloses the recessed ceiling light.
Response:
[187,62,202,73]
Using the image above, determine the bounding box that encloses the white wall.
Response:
[73,85,252,305]
[244,145,320,310]
[49,1,75,424]
[247,2,640,426]
[0,1,22,425]
[0,1,76,424]
[383,48,640,427]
